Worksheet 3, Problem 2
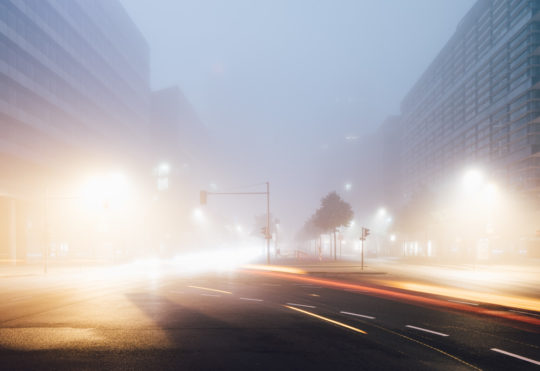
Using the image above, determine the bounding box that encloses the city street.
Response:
[0,264,538,370]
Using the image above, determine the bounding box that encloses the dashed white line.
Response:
[448,299,479,306]
[240,297,263,302]
[200,293,220,297]
[509,309,540,317]
[340,311,375,320]
[491,348,540,366]
[406,325,449,337]
[286,302,316,308]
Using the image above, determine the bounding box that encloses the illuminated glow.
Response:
[82,173,131,203]
[158,163,170,175]
[389,234,396,242]
[349,220,356,227]
[344,183,352,191]
[192,208,205,223]
[285,305,367,334]
[236,224,243,233]
[377,207,386,217]
[172,247,262,274]
[462,168,484,193]
[242,264,306,275]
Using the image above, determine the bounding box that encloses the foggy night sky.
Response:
[120,0,474,236]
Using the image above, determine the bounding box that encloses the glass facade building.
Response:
[0,0,150,186]
[400,0,540,201]
[0,0,151,261]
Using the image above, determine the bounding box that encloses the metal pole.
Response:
[44,188,49,274]
[361,228,364,271]
[266,182,270,265]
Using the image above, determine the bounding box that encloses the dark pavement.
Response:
[0,264,538,370]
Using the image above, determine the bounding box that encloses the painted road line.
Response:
[340,311,375,320]
[200,293,220,297]
[448,299,479,306]
[309,293,320,297]
[509,309,540,317]
[286,302,316,308]
[285,305,367,334]
[406,325,449,337]
[240,297,263,302]
[491,348,540,366]
[188,285,232,295]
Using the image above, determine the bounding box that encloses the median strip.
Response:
[491,348,540,365]
[285,305,367,334]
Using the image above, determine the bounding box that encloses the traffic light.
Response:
[363,227,370,238]
[200,190,207,205]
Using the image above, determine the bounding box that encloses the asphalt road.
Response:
[0,265,538,370]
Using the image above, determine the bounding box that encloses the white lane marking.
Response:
[406,325,449,337]
[200,293,220,297]
[340,311,375,320]
[491,348,540,366]
[509,309,540,317]
[240,297,263,302]
[286,302,316,308]
[448,299,479,306]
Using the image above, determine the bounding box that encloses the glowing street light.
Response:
[390,234,396,242]
[345,183,352,191]
[462,168,484,193]
[377,207,387,217]
[192,208,205,223]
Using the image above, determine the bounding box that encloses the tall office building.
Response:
[0,0,151,260]
[400,0,540,201]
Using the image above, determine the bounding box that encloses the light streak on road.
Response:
[379,280,540,312]
[188,286,232,295]
[242,264,306,275]
[248,270,540,326]
[285,305,367,334]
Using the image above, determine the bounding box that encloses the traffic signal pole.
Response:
[360,227,370,271]
[266,182,270,265]
[200,182,271,264]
